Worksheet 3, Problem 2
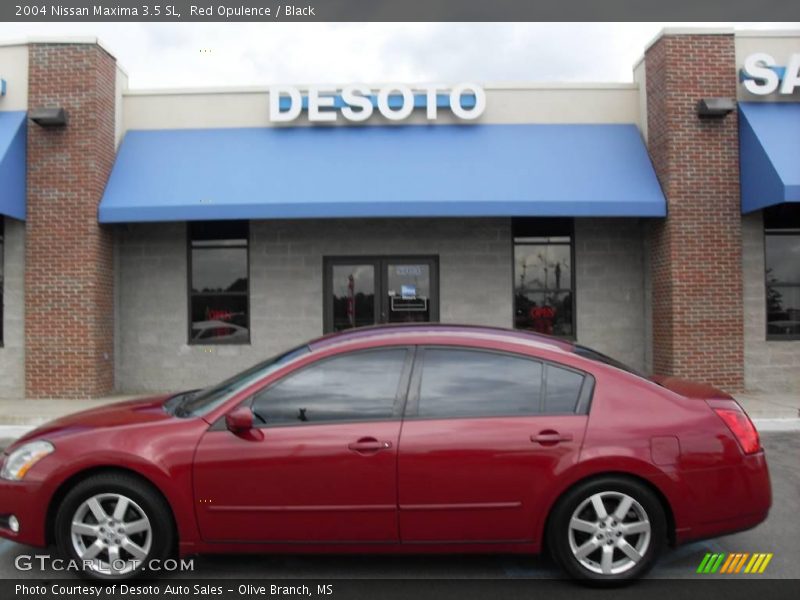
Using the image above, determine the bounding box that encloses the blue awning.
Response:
[98,123,666,223]
[739,102,800,214]
[0,111,26,221]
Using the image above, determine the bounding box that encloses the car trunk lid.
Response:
[649,375,734,400]
[650,376,761,454]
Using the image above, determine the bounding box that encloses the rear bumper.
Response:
[0,478,49,547]
[676,451,771,544]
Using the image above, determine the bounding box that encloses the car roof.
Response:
[307,323,575,353]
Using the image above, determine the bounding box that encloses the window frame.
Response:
[243,346,416,429]
[404,345,593,421]
[764,209,800,341]
[322,255,440,333]
[511,218,576,340]
[0,215,4,347]
[543,361,589,415]
[187,221,251,346]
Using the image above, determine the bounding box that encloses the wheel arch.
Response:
[45,465,179,551]
[541,471,677,551]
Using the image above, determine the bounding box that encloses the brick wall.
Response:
[25,44,116,398]
[644,34,744,391]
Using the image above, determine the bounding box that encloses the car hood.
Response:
[13,394,175,446]
[650,375,734,400]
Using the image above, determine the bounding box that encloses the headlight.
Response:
[0,441,55,481]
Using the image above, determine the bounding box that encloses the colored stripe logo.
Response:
[697,552,773,574]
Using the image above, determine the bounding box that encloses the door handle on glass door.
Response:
[531,430,573,445]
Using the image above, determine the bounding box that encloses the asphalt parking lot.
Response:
[0,432,797,580]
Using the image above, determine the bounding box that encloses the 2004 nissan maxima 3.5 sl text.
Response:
[0,325,771,584]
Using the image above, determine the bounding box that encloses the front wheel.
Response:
[55,472,175,580]
[547,476,666,584]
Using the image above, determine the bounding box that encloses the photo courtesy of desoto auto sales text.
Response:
[0,1,798,599]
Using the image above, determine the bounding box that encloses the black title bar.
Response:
[4,0,800,22]
[4,579,800,600]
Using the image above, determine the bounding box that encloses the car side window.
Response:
[416,348,543,418]
[250,348,408,426]
[544,363,585,414]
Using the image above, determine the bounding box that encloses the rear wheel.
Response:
[547,476,666,584]
[55,472,174,580]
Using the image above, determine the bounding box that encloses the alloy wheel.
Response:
[70,492,152,576]
[567,491,651,576]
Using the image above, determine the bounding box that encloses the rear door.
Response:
[397,346,591,543]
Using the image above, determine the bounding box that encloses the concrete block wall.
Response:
[115,218,514,393]
[575,218,647,373]
[742,212,800,392]
[115,217,649,394]
[0,218,25,398]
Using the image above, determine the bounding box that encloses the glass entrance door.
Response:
[384,262,432,325]
[329,263,377,332]
[324,257,438,333]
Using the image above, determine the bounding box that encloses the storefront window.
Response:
[324,257,439,333]
[0,216,4,346]
[330,264,376,331]
[189,221,249,344]
[513,218,574,337]
[765,205,800,340]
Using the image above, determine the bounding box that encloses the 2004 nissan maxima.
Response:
[0,324,771,583]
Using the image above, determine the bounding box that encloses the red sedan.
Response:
[0,325,770,583]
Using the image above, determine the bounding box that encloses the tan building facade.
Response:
[0,29,797,398]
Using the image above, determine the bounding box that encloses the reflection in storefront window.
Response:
[765,205,800,339]
[513,218,574,337]
[189,221,249,344]
[331,264,375,331]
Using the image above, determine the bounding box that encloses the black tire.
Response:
[54,472,175,581]
[547,476,667,585]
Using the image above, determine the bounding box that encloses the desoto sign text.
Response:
[269,84,487,123]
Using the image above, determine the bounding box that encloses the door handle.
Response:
[531,430,573,445]
[348,437,393,453]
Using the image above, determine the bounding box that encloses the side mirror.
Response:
[225,406,254,433]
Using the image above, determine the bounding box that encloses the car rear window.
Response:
[545,363,584,413]
[417,348,543,418]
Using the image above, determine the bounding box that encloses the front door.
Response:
[192,347,413,543]
[324,257,438,333]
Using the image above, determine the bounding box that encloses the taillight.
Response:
[713,407,761,454]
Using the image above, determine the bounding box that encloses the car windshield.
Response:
[170,345,311,418]
[573,344,648,380]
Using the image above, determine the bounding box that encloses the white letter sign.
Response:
[269,83,487,123]
[269,86,302,122]
[742,53,800,96]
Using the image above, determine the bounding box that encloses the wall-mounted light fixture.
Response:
[696,98,736,119]
[30,107,68,127]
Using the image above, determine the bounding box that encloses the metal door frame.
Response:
[323,256,439,333]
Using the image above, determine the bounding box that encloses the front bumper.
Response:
[0,477,50,547]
